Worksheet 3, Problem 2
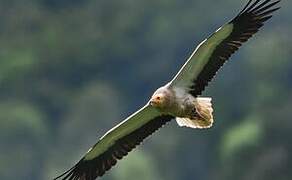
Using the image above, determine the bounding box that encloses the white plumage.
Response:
[55,1,280,179]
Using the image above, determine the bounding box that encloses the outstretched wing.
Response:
[170,0,280,96]
[54,104,173,180]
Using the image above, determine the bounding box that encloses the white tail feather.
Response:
[176,97,214,129]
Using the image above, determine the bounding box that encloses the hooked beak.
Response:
[150,96,161,106]
[149,99,157,106]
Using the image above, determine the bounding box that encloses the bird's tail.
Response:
[176,97,214,129]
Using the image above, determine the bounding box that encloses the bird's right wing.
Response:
[54,104,173,180]
[169,0,280,96]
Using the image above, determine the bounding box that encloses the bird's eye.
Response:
[156,96,161,100]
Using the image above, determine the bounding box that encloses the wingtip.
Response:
[238,0,254,15]
[238,0,281,16]
[231,0,281,25]
[53,165,76,180]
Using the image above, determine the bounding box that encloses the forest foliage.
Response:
[0,0,291,180]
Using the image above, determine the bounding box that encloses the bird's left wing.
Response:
[54,104,173,180]
[170,0,280,96]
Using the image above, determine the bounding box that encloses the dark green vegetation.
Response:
[0,0,291,180]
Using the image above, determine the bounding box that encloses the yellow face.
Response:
[150,93,166,108]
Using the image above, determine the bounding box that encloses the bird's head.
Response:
[150,88,171,109]
[150,93,165,107]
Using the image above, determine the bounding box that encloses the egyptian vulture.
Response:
[55,0,280,179]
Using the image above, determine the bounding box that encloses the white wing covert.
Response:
[170,0,280,96]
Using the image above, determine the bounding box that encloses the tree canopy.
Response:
[0,0,291,180]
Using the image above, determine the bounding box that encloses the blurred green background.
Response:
[0,0,291,180]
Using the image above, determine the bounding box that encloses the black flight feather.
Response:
[189,0,280,96]
[54,115,173,180]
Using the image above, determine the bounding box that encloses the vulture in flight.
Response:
[55,0,280,179]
